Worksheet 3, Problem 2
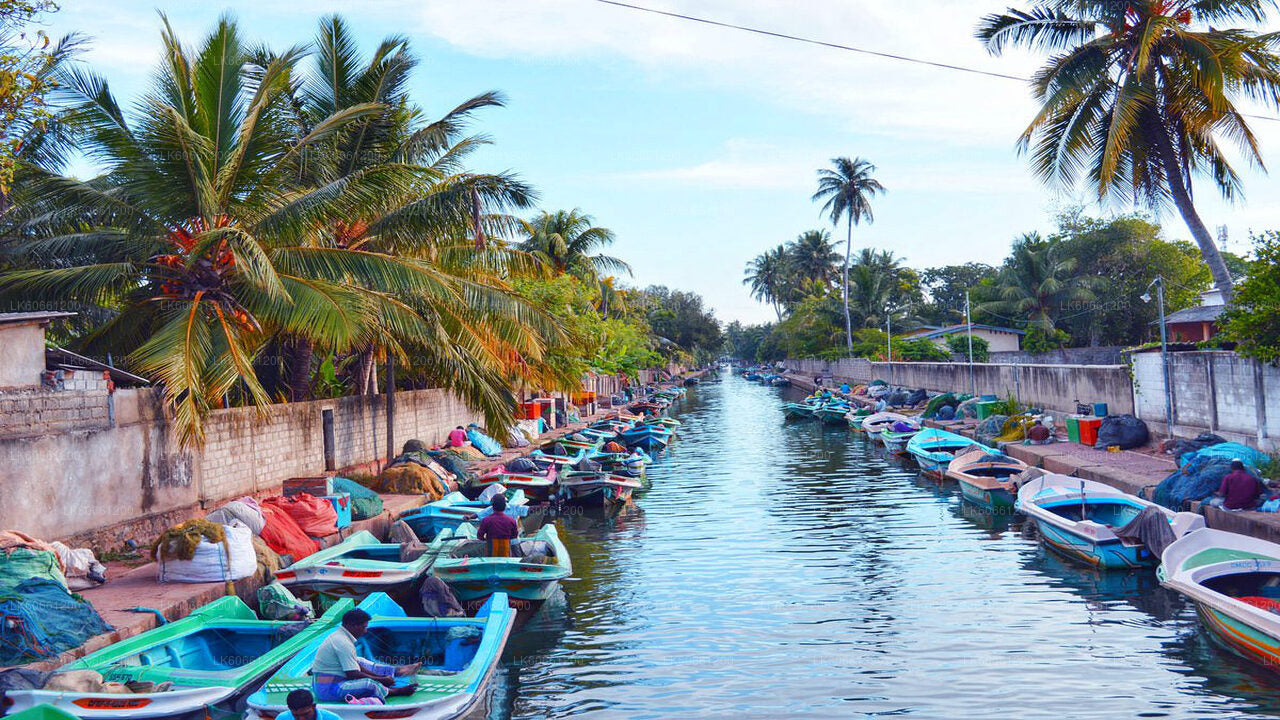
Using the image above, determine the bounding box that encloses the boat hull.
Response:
[958,479,1015,510]
[1033,518,1154,569]
[1196,602,1280,669]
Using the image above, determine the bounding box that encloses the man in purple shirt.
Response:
[477,495,519,556]
[1216,460,1264,510]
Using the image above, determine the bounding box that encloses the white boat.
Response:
[1018,472,1204,569]
[861,412,913,443]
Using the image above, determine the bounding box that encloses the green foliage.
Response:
[0,0,64,193]
[1220,231,1280,364]
[1023,325,1070,354]
[947,333,989,362]
[989,393,1024,416]
[918,263,993,325]
[851,328,888,359]
[897,338,949,362]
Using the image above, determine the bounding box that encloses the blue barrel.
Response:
[1093,402,1108,417]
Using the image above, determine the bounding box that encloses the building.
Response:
[0,311,74,388]
[899,323,1024,353]
[1162,289,1226,343]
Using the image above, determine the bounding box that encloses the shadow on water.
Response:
[485,374,1280,719]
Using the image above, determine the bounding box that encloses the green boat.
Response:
[431,523,571,612]
[2,596,352,720]
[245,592,516,720]
[781,403,815,420]
[2,705,80,720]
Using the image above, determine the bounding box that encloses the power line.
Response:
[594,0,1026,81]
[593,0,1280,123]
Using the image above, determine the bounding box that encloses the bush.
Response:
[1220,231,1280,364]
[1024,325,1070,353]
[946,333,989,362]
[898,338,950,361]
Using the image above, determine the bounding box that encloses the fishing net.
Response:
[923,393,957,419]
[975,415,1009,446]
[153,519,225,562]
[994,415,1036,444]
[1153,453,1241,510]
[332,476,384,520]
[0,577,111,665]
[0,547,67,596]
[251,535,282,583]
[375,465,448,499]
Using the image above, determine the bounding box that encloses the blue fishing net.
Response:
[332,476,384,520]
[1153,454,1239,510]
[0,578,112,665]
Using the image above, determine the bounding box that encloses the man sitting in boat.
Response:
[477,495,520,556]
[280,690,340,720]
[1211,460,1265,510]
[312,609,419,702]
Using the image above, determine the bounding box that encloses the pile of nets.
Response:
[431,451,478,486]
[1153,442,1267,510]
[993,415,1037,444]
[923,393,957,419]
[152,519,225,562]
[0,577,111,665]
[975,414,1009,447]
[332,477,384,520]
[1167,433,1227,463]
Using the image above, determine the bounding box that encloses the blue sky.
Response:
[42,0,1280,323]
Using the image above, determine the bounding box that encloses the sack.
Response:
[264,494,338,537]
[1094,414,1149,450]
[257,582,314,621]
[205,498,266,536]
[508,457,537,473]
[157,522,255,583]
[259,504,319,563]
[49,542,106,591]
[466,427,503,456]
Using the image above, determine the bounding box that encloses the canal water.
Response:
[488,374,1280,718]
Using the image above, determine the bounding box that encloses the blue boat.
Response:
[906,428,980,479]
[1019,473,1205,569]
[397,489,530,541]
[245,593,516,720]
[618,425,673,452]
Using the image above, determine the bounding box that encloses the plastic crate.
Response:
[321,493,352,529]
[1079,417,1103,447]
[1065,416,1081,444]
[976,401,999,420]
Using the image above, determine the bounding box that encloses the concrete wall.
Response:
[0,387,482,544]
[987,346,1124,366]
[1132,351,1278,451]
[784,358,1133,417]
[0,323,46,388]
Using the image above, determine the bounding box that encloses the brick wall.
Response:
[0,388,111,439]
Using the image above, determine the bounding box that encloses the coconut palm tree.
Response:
[978,234,1096,332]
[847,249,908,329]
[976,0,1280,298]
[787,229,841,287]
[283,16,547,407]
[519,209,631,283]
[812,157,885,353]
[743,244,791,321]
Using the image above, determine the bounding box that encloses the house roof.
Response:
[907,323,1025,339]
[0,311,75,326]
[46,347,151,387]
[1163,304,1225,324]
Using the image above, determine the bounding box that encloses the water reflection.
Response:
[489,374,1280,719]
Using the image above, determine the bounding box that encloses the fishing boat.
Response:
[770,376,791,387]
[1020,472,1205,569]
[431,523,572,610]
[945,447,1030,510]
[1159,528,1280,670]
[526,445,586,468]
[861,411,914,436]
[397,489,529,541]
[274,531,440,604]
[3,597,351,720]
[845,407,872,429]
[814,402,853,425]
[906,428,979,479]
[618,424,673,453]
[245,592,515,720]
[557,469,644,506]
[589,448,649,475]
[879,419,922,455]
[469,464,557,503]
[555,433,601,453]
[781,402,816,420]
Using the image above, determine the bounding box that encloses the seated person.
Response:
[312,610,419,703]
[1213,460,1265,510]
[1026,419,1052,445]
[477,495,520,557]
[279,690,340,720]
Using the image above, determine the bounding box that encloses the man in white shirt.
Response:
[312,609,419,702]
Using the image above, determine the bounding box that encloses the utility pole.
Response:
[965,290,975,396]
[1154,277,1173,441]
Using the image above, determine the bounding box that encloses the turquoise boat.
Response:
[397,489,529,540]
[275,530,443,604]
[905,428,978,479]
[879,425,920,456]
[527,445,586,468]
[3,597,351,720]
[814,403,852,425]
[245,592,516,720]
[781,403,815,420]
[1160,528,1280,672]
[470,464,558,503]
[431,523,571,610]
[1020,473,1204,568]
[3,706,80,720]
[557,469,644,506]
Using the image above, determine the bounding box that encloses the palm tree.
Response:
[976,0,1280,298]
[978,234,1096,331]
[284,16,544,407]
[520,209,631,283]
[847,249,907,329]
[786,229,841,287]
[743,244,790,321]
[813,157,885,353]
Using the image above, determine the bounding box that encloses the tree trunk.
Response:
[842,215,853,354]
[1151,117,1233,298]
[287,337,312,402]
[355,346,378,395]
